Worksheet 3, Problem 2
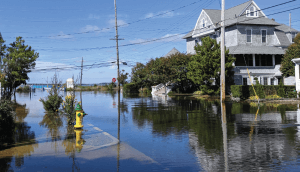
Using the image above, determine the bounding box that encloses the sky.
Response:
[0,0,299,84]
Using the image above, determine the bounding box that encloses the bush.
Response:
[40,87,63,112]
[231,85,296,99]
[193,91,203,95]
[16,85,31,92]
[288,91,297,98]
[167,91,175,96]
[277,80,285,97]
[123,83,139,93]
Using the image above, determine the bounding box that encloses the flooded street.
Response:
[1,90,300,171]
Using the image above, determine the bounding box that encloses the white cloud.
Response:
[88,14,101,20]
[108,19,128,27]
[50,31,74,39]
[144,11,181,19]
[32,61,76,72]
[129,33,185,45]
[80,25,110,34]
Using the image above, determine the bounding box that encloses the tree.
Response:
[130,62,148,88]
[187,36,235,95]
[117,69,129,86]
[280,33,300,77]
[1,36,39,98]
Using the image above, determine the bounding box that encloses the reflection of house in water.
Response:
[151,94,173,106]
[189,109,300,171]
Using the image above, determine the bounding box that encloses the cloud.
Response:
[129,33,185,45]
[88,14,101,20]
[80,25,110,34]
[144,11,181,19]
[50,31,74,40]
[108,19,128,27]
[32,61,76,72]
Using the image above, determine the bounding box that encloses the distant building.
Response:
[66,78,74,88]
[183,0,299,85]
[164,47,180,57]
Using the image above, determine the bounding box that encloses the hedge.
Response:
[123,83,139,93]
[231,85,296,99]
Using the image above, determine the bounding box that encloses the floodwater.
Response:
[1,90,300,171]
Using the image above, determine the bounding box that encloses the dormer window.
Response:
[246,6,258,17]
[202,19,206,28]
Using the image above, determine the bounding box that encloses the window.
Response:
[246,30,252,43]
[263,78,268,85]
[262,30,267,43]
[235,54,253,66]
[271,78,274,85]
[275,55,283,65]
[246,6,258,17]
[195,39,198,45]
[255,55,272,66]
[292,32,297,42]
[243,78,247,85]
[202,19,206,28]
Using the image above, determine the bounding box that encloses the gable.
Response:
[239,1,266,18]
[192,10,215,37]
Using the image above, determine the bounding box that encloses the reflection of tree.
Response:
[120,101,128,124]
[39,112,63,142]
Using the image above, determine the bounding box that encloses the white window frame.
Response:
[246,29,252,43]
[246,6,258,17]
[202,19,206,28]
[261,29,267,43]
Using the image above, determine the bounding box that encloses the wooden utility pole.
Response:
[220,0,225,102]
[289,13,291,33]
[80,57,83,86]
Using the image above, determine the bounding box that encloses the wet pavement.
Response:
[2,90,300,171]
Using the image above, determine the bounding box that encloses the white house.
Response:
[183,0,299,86]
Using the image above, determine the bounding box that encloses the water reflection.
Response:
[0,103,36,170]
[131,96,300,171]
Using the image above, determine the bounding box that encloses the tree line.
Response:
[127,36,235,95]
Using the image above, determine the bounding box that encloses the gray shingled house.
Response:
[183,0,299,86]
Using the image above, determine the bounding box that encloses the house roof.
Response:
[228,45,285,55]
[164,48,180,57]
[185,0,283,39]
[275,24,299,33]
[182,30,193,39]
[274,30,291,47]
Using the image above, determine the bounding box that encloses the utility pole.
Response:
[110,0,124,93]
[289,13,291,34]
[220,0,225,102]
[80,57,83,86]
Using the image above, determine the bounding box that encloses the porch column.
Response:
[252,54,255,67]
[272,55,275,66]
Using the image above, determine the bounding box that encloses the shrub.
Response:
[231,85,295,99]
[123,83,139,93]
[167,91,174,96]
[40,89,63,112]
[193,91,203,95]
[62,94,80,125]
[288,91,297,98]
[277,80,285,97]
[16,85,31,92]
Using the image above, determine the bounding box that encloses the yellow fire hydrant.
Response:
[74,103,84,129]
[74,129,84,152]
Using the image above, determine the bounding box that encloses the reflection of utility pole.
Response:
[80,57,83,86]
[221,102,228,172]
